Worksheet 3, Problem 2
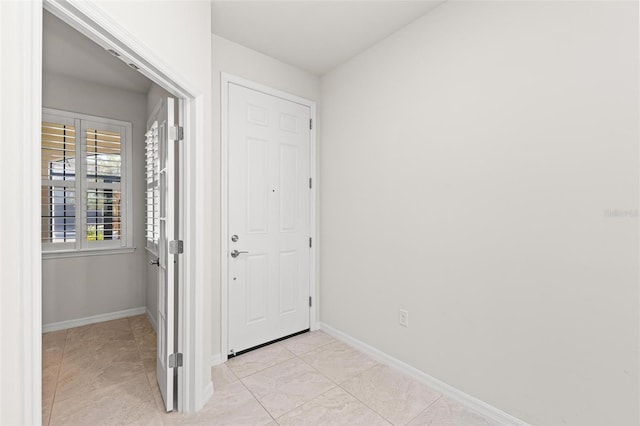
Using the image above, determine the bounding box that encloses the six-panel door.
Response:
[228,83,311,354]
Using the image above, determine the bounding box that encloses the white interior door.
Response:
[156,97,177,411]
[228,83,311,354]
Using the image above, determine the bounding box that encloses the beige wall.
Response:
[320,1,639,424]
[210,34,320,359]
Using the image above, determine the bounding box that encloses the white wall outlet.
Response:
[399,309,409,327]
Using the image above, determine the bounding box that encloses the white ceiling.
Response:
[211,1,444,76]
[43,2,442,91]
[43,10,152,94]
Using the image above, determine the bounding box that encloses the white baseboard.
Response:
[201,380,214,405]
[319,322,528,426]
[43,306,147,333]
[210,354,224,366]
[145,308,158,333]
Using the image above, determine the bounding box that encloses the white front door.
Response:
[228,83,312,354]
[156,97,178,411]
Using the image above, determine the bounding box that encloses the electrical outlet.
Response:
[399,309,409,327]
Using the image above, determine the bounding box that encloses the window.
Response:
[41,108,133,254]
[145,120,160,253]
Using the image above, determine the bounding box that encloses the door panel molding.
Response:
[221,73,318,362]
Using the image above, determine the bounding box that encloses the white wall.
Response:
[42,73,148,326]
[320,2,639,425]
[211,34,320,359]
[0,2,41,423]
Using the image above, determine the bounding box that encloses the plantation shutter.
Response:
[145,121,160,252]
[41,109,132,253]
[41,118,77,248]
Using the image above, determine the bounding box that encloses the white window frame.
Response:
[41,107,134,257]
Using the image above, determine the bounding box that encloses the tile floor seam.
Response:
[50,329,100,425]
[272,383,343,423]
[229,346,296,379]
[43,330,68,426]
[292,343,395,423]
[129,317,158,400]
[335,381,396,426]
[239,353,339,421]
[294,347,378,388]
[288,339,338,357]
[236,374,279,424]
[47,329,69,426]
[404,394,444,426]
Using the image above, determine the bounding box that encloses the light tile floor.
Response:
[43,316,498,425]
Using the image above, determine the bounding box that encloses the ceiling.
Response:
[211,1,444,76]
[43,2,443,91]
[43,10,152,94]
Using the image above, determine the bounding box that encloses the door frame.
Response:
[21,0,210,420]
[220,73,318,362]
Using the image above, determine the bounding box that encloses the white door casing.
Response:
[227,82,313,354]
[156,97,178,411]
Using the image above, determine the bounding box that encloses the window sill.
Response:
[42,247,136,260]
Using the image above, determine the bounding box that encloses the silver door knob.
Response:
[149,258,160,266]
[230,250,248,258]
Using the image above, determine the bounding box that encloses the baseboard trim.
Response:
[210,354,224,366]
[319,322,528,426]
[42,307,147,333]
[202,380,214,404]
[145,308,158,333]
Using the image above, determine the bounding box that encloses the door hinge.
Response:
[169,125,184,141]
[309,237,312,248]
[309,177,312,189]
[309,118,313,130]
[309,296,312,307]
[169,240,184,254]
[168,352,183,368]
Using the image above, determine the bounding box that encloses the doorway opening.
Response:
[41,2,202,420]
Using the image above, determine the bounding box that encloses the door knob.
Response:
[230,250,248,258]
[149,258,160,266]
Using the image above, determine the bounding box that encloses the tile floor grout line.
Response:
[228,346,297,379]
[274,381,341,422]
[129,316,162,414]
[332,364,401,426]
[236,372,279,424]
[128,318,154,387]
[46,329,69,426]
[227,331,336,378]
[293,335,381,385]
[285,336,339,358]
[404,394,444,426]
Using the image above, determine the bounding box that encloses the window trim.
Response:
[41,107,134,254]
